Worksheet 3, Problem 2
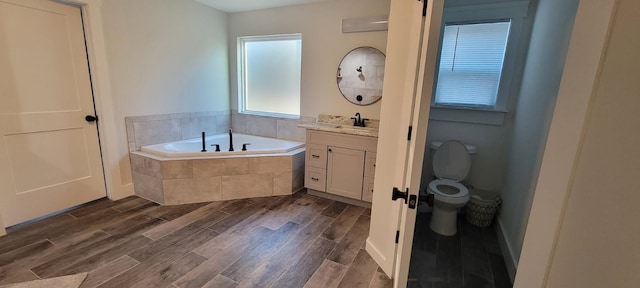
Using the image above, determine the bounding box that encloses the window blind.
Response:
[435,21,511,108]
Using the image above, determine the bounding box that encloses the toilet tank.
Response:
[430,141,477,154]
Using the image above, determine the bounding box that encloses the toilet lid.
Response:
[432,140,471,181]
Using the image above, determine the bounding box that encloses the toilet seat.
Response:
[428,179,470,204]
[428,140,472,204]
[428,179,468,198]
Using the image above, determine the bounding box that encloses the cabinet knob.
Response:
[312,155,320,159]
[311,177,319,181]
[328,148,332,152]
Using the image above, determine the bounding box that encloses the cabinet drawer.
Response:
[364,152,377,178]
[306,143,327,169]
[305,166,326,192]
[362,177,375,202]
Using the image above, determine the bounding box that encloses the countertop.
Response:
[298,122,379,138]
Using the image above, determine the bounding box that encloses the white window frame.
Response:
[430,1,530,125]
[237,34,302,118]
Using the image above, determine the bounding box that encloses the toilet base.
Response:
[429,205,460,236]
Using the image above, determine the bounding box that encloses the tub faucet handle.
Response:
[242,143,251,151]
[210,144,221,152]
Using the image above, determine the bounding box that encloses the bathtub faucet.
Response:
[229,129,234,151]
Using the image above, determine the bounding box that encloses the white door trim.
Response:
[57,0,125,200]
[514,0,616,286]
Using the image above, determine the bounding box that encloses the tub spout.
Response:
[229,129,234,151]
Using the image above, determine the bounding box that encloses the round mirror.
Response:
[336,47,385,106]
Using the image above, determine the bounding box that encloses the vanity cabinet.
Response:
[304,130,377,202]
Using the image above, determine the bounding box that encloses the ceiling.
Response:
[194,0,337,13]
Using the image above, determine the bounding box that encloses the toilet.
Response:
[428,140,474,236]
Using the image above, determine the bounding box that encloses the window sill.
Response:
[429,105,507,125]
[238,110,300,120]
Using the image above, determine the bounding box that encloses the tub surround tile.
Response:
[163,179,196,205]
[277,119,307,142]
[216,114,231,134]
[248,156,292,174]
[181,116,218,140]
[193,158,249,177]
[293,151,305,171]
[162,160,193,179]
[162,177,222,205]
[125,110,230,151]
[195,177,223,202]
[133,119,183,147]
[131,154,161,177]
[246,116,277,138]
[231,114,248,133]
[128,142,137,153]
[274,172,294,196]
[222,173,273,200]
[293,167,305,192]
[231,112,315,142]
[132,172,163,204]
[126,111,307,205]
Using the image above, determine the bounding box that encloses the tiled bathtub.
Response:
[130,143,305,205]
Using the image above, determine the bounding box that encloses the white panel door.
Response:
[366,0,443,287]
[0,0,106,226]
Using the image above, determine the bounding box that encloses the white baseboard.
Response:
[496,217,518,283]
[110,183,135,200]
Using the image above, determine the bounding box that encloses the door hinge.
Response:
[395,230,400,243]
[392,187,409,203]
[422,0,428,16]
[407,126,413,141]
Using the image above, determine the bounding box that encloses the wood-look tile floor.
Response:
[0,191,393,288]
[407,212,512,288]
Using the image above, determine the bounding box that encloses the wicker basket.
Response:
[465,190,501,228]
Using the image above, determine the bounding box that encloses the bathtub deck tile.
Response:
[0,191,394,288]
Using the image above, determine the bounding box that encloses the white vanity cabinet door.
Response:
[306,143,328,169]
[362,177,375,202]
[326,146,365,200]
[364,152,377,178]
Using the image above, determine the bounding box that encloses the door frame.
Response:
[514,0,616,286]
[0,0,123,234]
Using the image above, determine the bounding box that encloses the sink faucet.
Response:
[351,113,361,127]
[350,113,369,127]
[229,129,234,151]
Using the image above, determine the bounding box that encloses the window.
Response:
[434,21,511,108]
[428,1,529,126]
[238,34,302,117]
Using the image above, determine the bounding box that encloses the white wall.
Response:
[227,0,391,120]
[498,0,578,268]
[101,0,229,186]
[545,0,640,285]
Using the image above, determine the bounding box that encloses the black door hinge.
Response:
[395,230,400,243]
[422,0,428,16]
[407,126,413,141]
[392,187,409,203]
